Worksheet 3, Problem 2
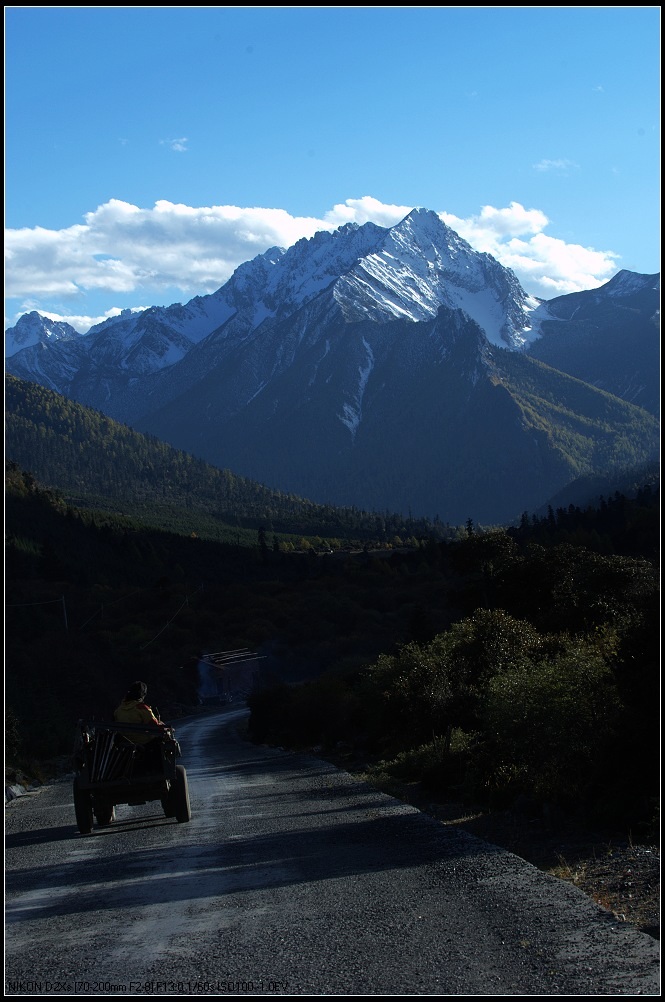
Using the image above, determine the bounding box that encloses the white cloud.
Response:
[500,232,619,295]
[323,196,412,229]
[161,137,189,152]
[4,196,622,326]
[438,201,618,296]
[441,202,549,246]
[532,158,579,172]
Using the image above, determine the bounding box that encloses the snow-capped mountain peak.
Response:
[246,221,387,320]
[5,210,658,432]
[4,208,659,526]
[331,207,534,347]
[3,211,539,371]
[192,209,536,358]
[5,311,83,358]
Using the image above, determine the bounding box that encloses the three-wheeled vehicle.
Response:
[72,719,191,834]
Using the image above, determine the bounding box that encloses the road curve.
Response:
[5,709,660,996]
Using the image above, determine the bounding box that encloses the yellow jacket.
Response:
[114,698,163,744]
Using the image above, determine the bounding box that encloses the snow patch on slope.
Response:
[513,297,556,346]
[309,340,331,387]
[339,338,375,438]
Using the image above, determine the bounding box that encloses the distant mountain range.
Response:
[5,208,660,524]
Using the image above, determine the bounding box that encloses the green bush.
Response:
[360,609,547,752]
[479,636,622,806]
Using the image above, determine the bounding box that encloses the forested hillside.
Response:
[5,460,463,761]
[248,486,660,837]
[6,456,659,840]
[5,374,452,547]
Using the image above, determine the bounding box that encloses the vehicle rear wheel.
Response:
[161,791,176,818]
[173,764,191,823]
[73,779,93,835]
[94,798,115,827]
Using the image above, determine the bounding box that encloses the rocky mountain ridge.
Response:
[5,209,659,523]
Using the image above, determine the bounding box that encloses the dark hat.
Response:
[125,680,148,701]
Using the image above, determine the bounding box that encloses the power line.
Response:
[6,594,68,630]
[6,598,63,607]
[139,585,203,650]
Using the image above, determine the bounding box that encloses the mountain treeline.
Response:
[5,455,659,841]
[4,374,457,547]
[248,488,660,838]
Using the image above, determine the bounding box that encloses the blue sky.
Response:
[5,6,661,333]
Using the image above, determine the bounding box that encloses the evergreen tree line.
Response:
[248,487,660,837]
[4,449,659,840]
[5,375,455,546]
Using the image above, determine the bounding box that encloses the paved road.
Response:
[5,709,660,996]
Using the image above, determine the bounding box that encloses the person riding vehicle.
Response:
[114,680,165,742]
